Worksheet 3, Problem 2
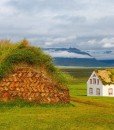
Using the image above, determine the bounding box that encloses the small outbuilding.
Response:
[0,40,70,103]
[87,69,114,96]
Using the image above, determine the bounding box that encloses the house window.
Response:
[93,78,96,84]
[108,88,113,95]
[97,79,99,85]
[89,88,93,95]
[96,88,100,95]
[90,79,92,84]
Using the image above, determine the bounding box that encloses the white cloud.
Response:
[101,38,114,48]
[0,0,17,15]
[103,43,114,48]
[45,36,77,46]
[0,0,114,51]
[88,39,97,45]
[81,37,114,50]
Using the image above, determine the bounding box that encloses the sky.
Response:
[0,0,114,50]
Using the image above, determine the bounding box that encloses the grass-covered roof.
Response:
[0,39,68,86]
[95,69,114,85]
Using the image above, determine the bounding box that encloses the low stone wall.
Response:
[0,67,70,103]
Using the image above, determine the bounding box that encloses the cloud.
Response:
[86,50,114,60]
[44,36,77,46]
[101,38,114,48]
[103,43,114,48]
[0,0,114,51]
[0,0,16,15]
[89,38,114,49]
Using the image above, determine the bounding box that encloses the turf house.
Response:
[0,40,70,103]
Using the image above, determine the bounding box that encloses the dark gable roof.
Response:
[95,69,114,85]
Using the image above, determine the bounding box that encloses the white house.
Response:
[87,69,114,96]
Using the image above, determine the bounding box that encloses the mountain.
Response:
[44,48,92,58]
[85,50,114,60]
[85,50,114,66]
[43,48,113,67]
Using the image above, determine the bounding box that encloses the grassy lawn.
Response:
[0,68,114,130]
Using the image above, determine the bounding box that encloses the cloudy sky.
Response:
[0,0,114,50]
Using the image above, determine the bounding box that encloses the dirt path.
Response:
[70,97,112,108]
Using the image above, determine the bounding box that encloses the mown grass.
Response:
[0,101,114,130]
[0,68,114,130]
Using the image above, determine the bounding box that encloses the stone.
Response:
[0,67,70,104]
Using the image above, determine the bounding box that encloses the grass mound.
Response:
[0,39,69,85]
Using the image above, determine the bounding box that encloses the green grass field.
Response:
[0,68,114,130]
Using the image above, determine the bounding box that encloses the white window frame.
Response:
[89,88,93,95]
[97,79,99,85]
[96,88,100,95]
[108,88,113,95]
[90,79,92,84]
[93,78,96,84]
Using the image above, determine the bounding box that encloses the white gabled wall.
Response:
[87,71,103,96]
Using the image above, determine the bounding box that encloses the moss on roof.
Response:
[95,69,114,85]
[0,39,68,86]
